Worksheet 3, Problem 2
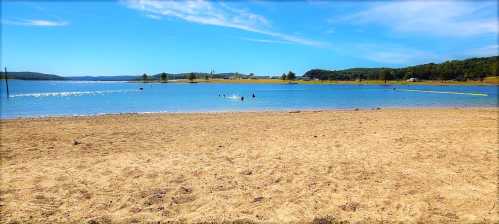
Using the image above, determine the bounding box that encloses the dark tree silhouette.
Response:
[281,73,286,80]
[188,72,196,82]
[160,73,167,82]
[287,71,296,81]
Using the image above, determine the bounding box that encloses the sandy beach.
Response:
[0,108,497,223]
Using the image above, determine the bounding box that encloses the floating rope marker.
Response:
[397,89,488,96]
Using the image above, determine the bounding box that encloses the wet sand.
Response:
[0,108,497,223]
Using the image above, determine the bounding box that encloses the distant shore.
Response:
[1,108,497,223]
[131,76,499,85]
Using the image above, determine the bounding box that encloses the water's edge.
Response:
[2,106,497,121]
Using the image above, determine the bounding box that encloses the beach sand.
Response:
[1,108,497,223]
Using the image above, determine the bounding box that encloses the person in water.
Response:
[252,93,255,98]
[241,96,244,101]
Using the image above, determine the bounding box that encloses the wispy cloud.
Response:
[124,0,327,47]
[2,19,68,27]
[241,37,290,45]
[145,14,162,20]
[336,1,498,37]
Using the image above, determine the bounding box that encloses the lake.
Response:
[1,80,497,119]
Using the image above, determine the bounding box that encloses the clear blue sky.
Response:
[1,0,497,76]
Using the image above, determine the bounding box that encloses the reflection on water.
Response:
[10,89,140,98]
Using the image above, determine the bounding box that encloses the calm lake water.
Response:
[1,80,497,118]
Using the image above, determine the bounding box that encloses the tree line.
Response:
[281,71,296,81]
[140,71,244,81]
[303,56,498,82]
[140,72,210,82]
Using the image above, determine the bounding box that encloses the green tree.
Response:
[142,73,148,82]
[281,73,286,80]
[380,69,391,84]
[479,67,487,82]
[160,72,167,82]
[389,70,395,81]
[188,72,196,82]
[491,61,498,76]
[319,73,328,81]
[286,71,296,81]
[439,63,449,82]
[328,73,336,81]
[404,70,413,80]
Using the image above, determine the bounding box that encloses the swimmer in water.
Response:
[252,93,256,98]
[241,96,244,101]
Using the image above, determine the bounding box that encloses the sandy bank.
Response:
[1,108,497,223]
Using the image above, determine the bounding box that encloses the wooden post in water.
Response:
[4,67,9,98]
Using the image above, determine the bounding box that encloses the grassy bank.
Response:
[137,76,499,85]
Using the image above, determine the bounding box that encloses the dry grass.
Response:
[150,77,499,85]
[0,108,497,223]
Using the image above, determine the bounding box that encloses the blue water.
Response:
[0,80,497,119]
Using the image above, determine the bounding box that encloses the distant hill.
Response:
[0,71,252,81]
[0,72,140,81]
[304,56,498,81]
[0,72,65,80]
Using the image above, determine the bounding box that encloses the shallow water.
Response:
[0,80,497,118]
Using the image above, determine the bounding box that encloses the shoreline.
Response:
[7,78,499,85]
[1,106,497,121]
[131,78,499,86]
